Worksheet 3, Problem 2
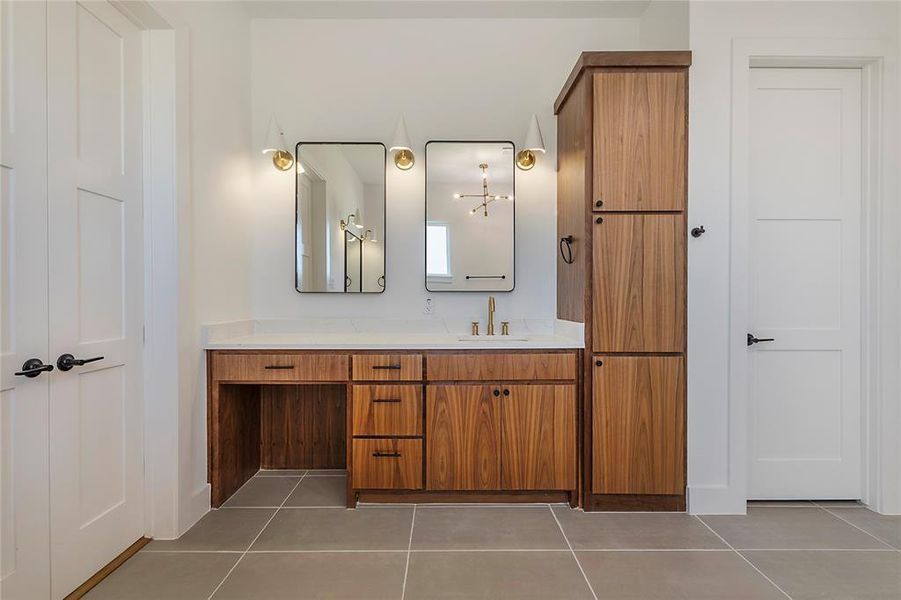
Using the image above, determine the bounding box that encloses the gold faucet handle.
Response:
[501,321,510,336]
[471,321,480,336]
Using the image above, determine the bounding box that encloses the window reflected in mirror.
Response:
[425,141,515,292]
[295,143,386,293]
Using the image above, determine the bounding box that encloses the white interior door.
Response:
[47,2,145,596]
[748,68,862,500]
[1,2,52,598]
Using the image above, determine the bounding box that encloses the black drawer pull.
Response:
[264,365,295,370]
[372,364,402,370]
[372,398,402,403]
[372,452,401,458]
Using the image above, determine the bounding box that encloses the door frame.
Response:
[114,1,204,539]
[728,38,897,513]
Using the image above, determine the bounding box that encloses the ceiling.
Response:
[240,0,651,19]
[426,142,515,190]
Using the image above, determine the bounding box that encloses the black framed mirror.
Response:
[295,142,386,293]
[425,141,515,292]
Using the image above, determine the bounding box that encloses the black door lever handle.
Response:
[57,354,104,372]
[15,358,54,378]
[747,334,775,346]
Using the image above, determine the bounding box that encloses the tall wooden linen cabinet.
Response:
[555,51,690,511]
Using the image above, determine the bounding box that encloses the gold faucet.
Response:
[487,296,496,336]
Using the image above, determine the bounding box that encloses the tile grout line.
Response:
[206,472,308,599]
[548,505,599,600]
[810,501,898,550]
[400,504,417,600]
[694,515,793,600]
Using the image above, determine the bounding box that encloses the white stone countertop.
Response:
[202,319,583,350]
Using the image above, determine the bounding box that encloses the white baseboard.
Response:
[687,484,747,515]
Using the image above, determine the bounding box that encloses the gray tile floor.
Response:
[86,472,901,599]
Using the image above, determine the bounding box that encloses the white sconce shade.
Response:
[516,114,545,171]
[262,116,287,154]
[523,114,546,153]
[389,115,415,170]
[389,115,412,152]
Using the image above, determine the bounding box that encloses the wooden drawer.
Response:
[352,354,422,381]
[211,352,348,382]
[426,353,576,381]
[352,385,422,436]
[352,438,422,489]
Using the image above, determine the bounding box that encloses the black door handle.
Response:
[15,358,54,378]
[747,334,775,346]
[56,354,104,372]
[559,235,575,265]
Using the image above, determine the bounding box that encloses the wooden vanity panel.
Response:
[592,70,687,211]
[592,214,686,353]
[352,438,423,489]
[501,385,577,490]
[352,354,423,381]
[556,73,591,323]
[352,385,423,436]
[260,385,346,469]
[426,385,501,490]
[426,353,576,382]
[209,384,261,507]
[212,352,348,382]
[592,356,685,495]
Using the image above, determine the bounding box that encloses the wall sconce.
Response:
[389,115,414,170]
[340,213,364,231]
[262,116,294,171]
[516,114,545,171]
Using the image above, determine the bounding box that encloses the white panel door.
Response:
[748,68,862,500]
[47,2,145,596]
[0,2,52,598]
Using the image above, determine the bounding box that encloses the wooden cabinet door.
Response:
[501,385,576,490]
[592,214,685,352]
[593,70,687,211]
[426,385,500,490]
[592,356,685,494]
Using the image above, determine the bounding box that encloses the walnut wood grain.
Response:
[209,383,260,507]
[352,354,423,381]
[592,214,686,353]
[501,385,576,490]
[426,353,576,382]
[557,74,591,323]
[260,384,346,470]
[593,70,687,211]
[351,438,423,489]
[426,385,501,490]
[555,51,692,114]
[352,385,423,436]
[211,352,348,382]
[592,356,685,495]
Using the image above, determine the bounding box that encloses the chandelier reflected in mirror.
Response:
[452,163,513,217]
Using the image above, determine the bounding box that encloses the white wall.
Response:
[146,0,254,538]
[687,0,900,514]
[639,0,689,49]
[249,17,641,327]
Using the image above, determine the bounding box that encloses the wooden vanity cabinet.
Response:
[556,51,690,511]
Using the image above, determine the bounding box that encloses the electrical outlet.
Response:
[423,297,434,315]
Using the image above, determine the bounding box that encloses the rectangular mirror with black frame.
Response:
[425,141,515,292]
[295,142,386,293]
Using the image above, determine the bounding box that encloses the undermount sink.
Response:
[456,335,529,342]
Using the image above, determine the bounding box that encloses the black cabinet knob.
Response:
[595,216,603,224]
[493,389,500,397]
[595,360,603,367]
[503,389,510,396]
[595,200,603,208]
